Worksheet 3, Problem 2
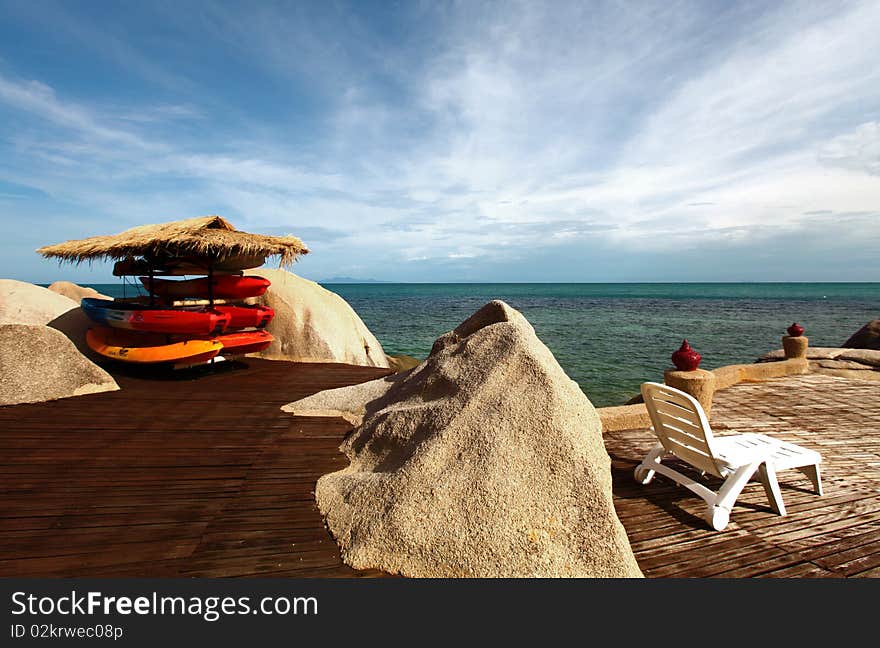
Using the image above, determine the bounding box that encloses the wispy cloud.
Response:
[0,74,151,149]
[0,0,878,282]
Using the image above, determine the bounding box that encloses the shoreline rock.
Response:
[246,268,390,368]
[291,300,642,578]
[0,324,118,406]
[758,346,880,382]
[1,279,79,325]
[385,353,421,372]
[0,279,99,361]
[842,319,880,350]
[47,281,111,302]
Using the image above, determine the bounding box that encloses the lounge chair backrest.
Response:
[640,382,723,477]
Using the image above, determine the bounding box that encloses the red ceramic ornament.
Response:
[671,339,702,371]
[787,322,804,337]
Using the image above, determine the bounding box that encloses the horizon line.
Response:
[51,279,880,285]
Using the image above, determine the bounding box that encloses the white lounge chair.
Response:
[634,381,823,531]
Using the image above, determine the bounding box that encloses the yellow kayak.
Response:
[86,327,222,365]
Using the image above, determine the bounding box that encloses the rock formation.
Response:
[0,324,118,406]
[385,353,422,373]
[758,346,880,381]
[843,319,880,350]
[0,279,79,325]
[0,279,96,359]
[247,268,390,368]
[286,300,642,578]
[47,280,111,301]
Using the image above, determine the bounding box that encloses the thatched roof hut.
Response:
[37,215,309,268]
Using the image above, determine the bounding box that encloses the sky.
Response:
[0,0,878,283]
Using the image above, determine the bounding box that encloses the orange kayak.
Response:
[187,330,274,356]
[86,327,222,365]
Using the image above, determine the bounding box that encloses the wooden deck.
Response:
[608,374,880,577]
[1,361,878,577]
[0,359,392,577]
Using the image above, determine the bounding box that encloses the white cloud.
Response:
[0,74,154,149]
[1,1,879,280]
[372,0,880,258]
[819,121,880,175]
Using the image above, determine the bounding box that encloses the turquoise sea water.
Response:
[85,282,879,407]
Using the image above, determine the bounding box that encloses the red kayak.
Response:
[214,304,275,329]
[81,298,230,335]
[183,330,274,356]
[140,275,271,300]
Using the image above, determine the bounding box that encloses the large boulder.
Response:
[286,300,642,578]
[247,268,390,368]
[0,279,95,359]
[0,324,118,406]
[47,280,111,301]
[0,279,78,324]
[843,319,880,350]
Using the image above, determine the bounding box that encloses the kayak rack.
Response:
[98,255,272,371]
[113,258,244,277]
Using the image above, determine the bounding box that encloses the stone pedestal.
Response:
[663,368,717,417]
[782,335,809,359]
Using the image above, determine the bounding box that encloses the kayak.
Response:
[216,330,274,355]
[114,253,267,276]
[213,304,275,329]
[86,327,222,365]
[81,298,230,335]
[140,275,271,300]
[189,330,274,356]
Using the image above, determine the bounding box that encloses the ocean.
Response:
[85,282,879,407]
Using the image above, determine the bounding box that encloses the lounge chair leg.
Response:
[638,383,825,533]
[634,444,664,485]
[758,463,786,516]
[711,463,760,528]
[797,464,823,496]
[706,505,730,531]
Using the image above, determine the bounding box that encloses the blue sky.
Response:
[1,0,878,283]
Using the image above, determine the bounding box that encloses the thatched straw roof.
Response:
[37,215,309,267]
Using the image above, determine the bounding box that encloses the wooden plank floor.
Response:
[606,374,880,578]
[1,362,878,578]
[0,359,392,577]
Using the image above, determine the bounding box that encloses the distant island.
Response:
[319,277,392,284]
